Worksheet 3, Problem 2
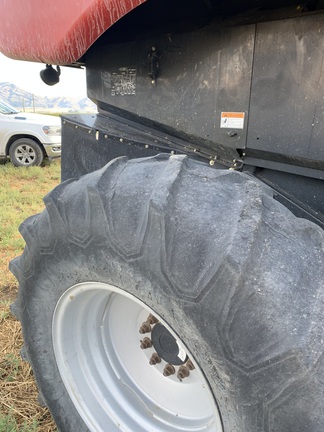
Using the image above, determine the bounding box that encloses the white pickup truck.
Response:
[0,99,61,166]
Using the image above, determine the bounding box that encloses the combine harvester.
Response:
[0,0,323,431]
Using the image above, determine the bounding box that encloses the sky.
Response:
[0,53,87,99]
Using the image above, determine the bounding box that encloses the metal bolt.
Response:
[149,352,161,365]
[139,322,152,334]
[147,314,159,325]
[163,364,175,376]
[186,359,195,370]
[145,144,149,149]
[140,337,152,349]
[177,366,190,381]
[209,160,215,166]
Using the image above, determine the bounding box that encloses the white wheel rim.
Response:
[14,144,36,165]
[53,282,223,432]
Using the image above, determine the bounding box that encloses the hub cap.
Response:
[14,144,36,165]
[151,322,188,365]
[53,282,223,432]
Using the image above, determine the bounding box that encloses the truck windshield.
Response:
[0,100,19,114]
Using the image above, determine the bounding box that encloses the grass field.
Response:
[0,161,60,432]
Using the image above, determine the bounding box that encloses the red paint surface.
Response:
[0,0,145,64]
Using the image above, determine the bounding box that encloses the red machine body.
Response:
[0,0,144,64]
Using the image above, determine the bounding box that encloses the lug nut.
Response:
[147,314,159,325]
[177,366,190,381]
[163,364,175,376]
[186,359,195,370]
[139,322,151,334]
[140,337,152,349]
[149,352,161,365]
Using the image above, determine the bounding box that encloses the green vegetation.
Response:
[0,161,60,288]
[0,353,20,382]
[0,414,38,432]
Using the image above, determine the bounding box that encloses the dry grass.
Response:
[0,301,57,432]
[0,161,60,432]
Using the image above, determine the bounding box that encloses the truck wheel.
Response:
[9,138,44,167]
[10,155,324,432]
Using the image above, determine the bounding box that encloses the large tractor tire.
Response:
[10,154,324,432]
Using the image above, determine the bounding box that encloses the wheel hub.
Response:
[53,282,223,431]
[139,314,196,381]
[151,323,188,365]
[16,145,35,164]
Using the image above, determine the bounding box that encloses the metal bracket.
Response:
[148,47,159,86]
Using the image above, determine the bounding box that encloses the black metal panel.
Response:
[60,113,226,182]
[243,166,324,229]
[86,24,255,151]
[61,114,158,181]
[247,15,324,164]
